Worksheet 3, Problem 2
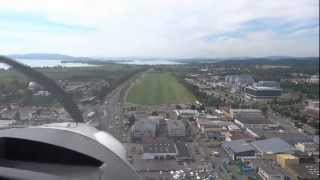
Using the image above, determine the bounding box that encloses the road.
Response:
[92,72,142,142]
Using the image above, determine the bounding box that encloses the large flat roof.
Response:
[252,138,294,154]
[236,114,274,125]
[143,140,176,154]
[223,139,256,153]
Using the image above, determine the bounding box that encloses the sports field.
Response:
[127,72,196,105]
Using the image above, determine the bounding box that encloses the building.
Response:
[224,130,256,141]
[222,139,256,160]
[207,131,224,140]
[295,142,319,155]
[252,138,295,155]
[245,81,282,101]
[142,140,177,160]
[286,163,319,180]
[225,75,255,92]
[307,75,319,84]
[197,119,233,133]
[293,151,316,164]
[167,120,186,137]
[32,91,54,105]
[0,122,140,180]
[276,154,299,168]
[234,111,277,129]
[175,142,192,161]
[175,109,199,119]
[256,160,286,180]
[230,109,262,119]
[231,109,277,129]
[0,120,16,129]
[132,118,159,139]
[305,101,319,120]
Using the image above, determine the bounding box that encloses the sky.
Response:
[0,0,319,58]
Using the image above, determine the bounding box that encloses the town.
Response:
[0,58,319,180]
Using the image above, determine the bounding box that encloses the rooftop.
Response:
[235,113,274,125]
[143,140,176,154]
[231,109,262,113]
[223,139,256,153]
[167,120,185,130]
[288,163,319,179]
[255,159,285,175]
[198,119,233,127]
[175,142,192,158]
[252,138,295,154]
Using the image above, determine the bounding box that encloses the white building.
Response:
[175,109,199,119]
[197,119,233,133]
[308,75,319,84]
[167,120,186,137]
[0,120,16,129]
[230,109,262,119]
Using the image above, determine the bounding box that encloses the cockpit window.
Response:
[0,137,102,167]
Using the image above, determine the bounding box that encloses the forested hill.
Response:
[215,57,319,67]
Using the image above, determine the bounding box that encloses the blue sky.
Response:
[0,0,319,57]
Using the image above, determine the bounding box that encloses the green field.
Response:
[127,72,196,105]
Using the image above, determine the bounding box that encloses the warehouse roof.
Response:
[236,113,274,125]
[252,138,294,154]
[143,140,176,154]
[223,139,255,153]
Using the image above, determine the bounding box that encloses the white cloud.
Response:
[0,0,318,57]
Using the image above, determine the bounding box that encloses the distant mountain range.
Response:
[8,53,75,60]
[214,57,319,66]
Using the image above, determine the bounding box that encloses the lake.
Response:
[0,58,184,69]
[116,59,184,65]
[0,59,99,69]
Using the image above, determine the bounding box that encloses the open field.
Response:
[127,72,196,105]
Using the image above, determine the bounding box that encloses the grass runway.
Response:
[127,72,196,105]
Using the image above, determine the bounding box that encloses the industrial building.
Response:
[230,109,262,119]
[225,75,255,92]
[305,101,319,120]
[142,140,177,160]
[276,154,299,168]
[254,159,288,180]
[197,119,233,133]
[255,160,287,180]
[223,139,256,160]
[245,81,282,101]
[167,120,186,137]
[175,142,192,161]
[132,118,159,139]
[175,109,199,119]
[234,111,277,129]
[252,138,295,155]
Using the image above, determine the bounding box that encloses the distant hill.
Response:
[8,53,75,60]
[215,57,319,66]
